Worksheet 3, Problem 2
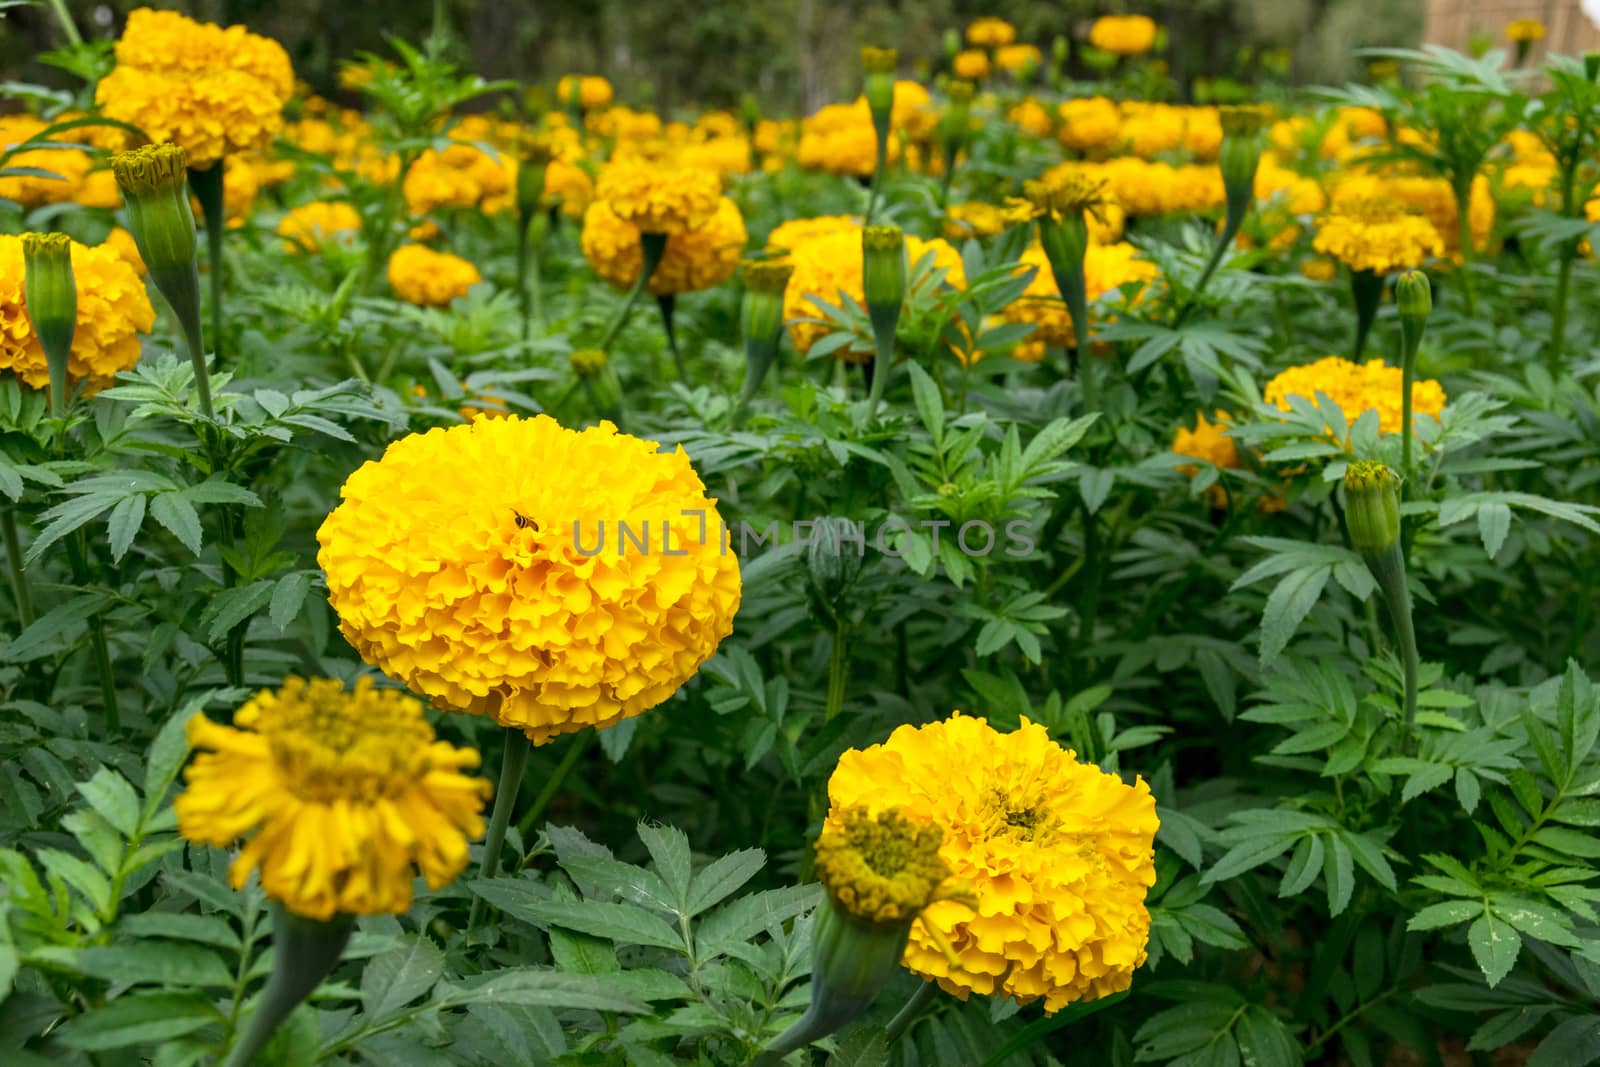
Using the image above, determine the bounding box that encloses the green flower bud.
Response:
[739,257,791,353]
[1052,35,1069,65]
[861,46,898,148]
[1344,461,1401,554]
[805,516,866,627]
[569,348,608,378]
[1217,106,1264,228]
[940,80,974,157]
[943,28,961,63]
[21,232,76,413]
[1395,270,1431,322]
[739,91,761,131]
[516,138,553,223]
[861,225,906,319]
[1586,52,1600,82]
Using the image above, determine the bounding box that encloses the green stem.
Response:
[1550,248,1575,377]
[824,625,849,721]
[1075,507,1103,688]
[657,295,686,381]
[515,729,594,839]
[1349,268,1383,361]
[2,507,35,628]
[1367,543,1419,744]
[864,311,897,422]
[66,533,119,732]
[516,212,532,343]
[884,981,939,1044]
[1173,214,1241,327]
[866,139,887,224]
[466,728,533,935]
[597,232,667,352]
[1453,179,1477,315]
[189,163,227,368]
[44,0,82,45]
[1398,316,1423,486]
[222,907,354,1067]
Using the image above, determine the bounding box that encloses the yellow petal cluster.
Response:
[0,235,154,392]
[797,101,901,178]
[95,7,293,169]
[1056,97,1122,153]
[943,201,1035,241]
[1265,355,1447,434]
[827,714,1159,1013]
[386,244,481,306]
[1173,410,1240,472]
[1045,159,1223,217]
[558,75,615,111]
[782,224,966,360]
[815,807,953,924]
[315,415,742,744]
[1088,15,1158,56]
[767,215,861,252]
[100,228,146,277]
[278,200,363,253]
[0,115,93,206]
[966,17,1016,47]
[544,159,597,218]
[403,143,514,217]
[997,44,1043,74]
[954,50,992,81]
[1506,18,1545,42]
[582,196,747,296]
[594,160,720,235]
[175,677,490,920]
[1312,197,1443,275]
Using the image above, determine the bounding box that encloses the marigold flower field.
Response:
[4,5,1600,1066]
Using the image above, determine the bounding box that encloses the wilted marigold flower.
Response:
[316,416,742,744]
[387,244,481,306]
[966,17,1016,47]
[558,74,615,111]
[278,200,362,253]
[827,714,1159,1012]
[1265,355,1446,435]
[175,677,491,920]
[594,160,720,235]
[582,196,747,296]
[0,234,154,393]
[1089,15,1158,56]
[95,7,293,169]
[1313,197,1443,275]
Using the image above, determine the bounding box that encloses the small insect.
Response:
[513,512,539,532]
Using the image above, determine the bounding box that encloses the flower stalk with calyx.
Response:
[1175,105,1262,326]
[1345,461,1419,746]
[861,225,907,422]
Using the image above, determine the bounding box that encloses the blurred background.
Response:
[3,1,1600,112]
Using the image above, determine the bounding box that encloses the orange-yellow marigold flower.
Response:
[386,244,481,306]
[1265,355,1447,435]
[581,196,747,296]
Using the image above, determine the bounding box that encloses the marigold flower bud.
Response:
[1218,106,1264,227]
[1586,52,1600,82]
[861,225,907,322]
[21,232,76,412]
[862,47,897,151]
[943,28,961,62]
[1053,35,1069,65]
[112,143,199,281]
[1395,270,1431,323]
[739,257,792,352]
[805,516,866,627]
[569,348,608,378]
[517,138,554,222]
[1344,461,1401,554]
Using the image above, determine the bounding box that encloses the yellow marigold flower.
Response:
[1049,159,1223,217]
[677,135,753,178]
[1506,19,1545,43]
[582,196,747,296]
[1255,154,1325,214]
[826,713,1159,1012]
[1381,174,1495,257]
[1264,355,1447,435]
[0,234,154,392]
[997,44,1043,73]
[767,215,861,251]
[403,142,514,217]
[558,75,615,111]
[1009,97,1054,138]
[1173,410,1240,472]
[1299,256,1336,282]
[1088,15,1158,56]
[1056,97,1122,153]
[594,160,720,235]
[386,244,481,307]
[954,50,992,80]
[1312,197,1443,275]
[966,17,1016,47]
[796,101,901,178]
[100,227,146,277]
[95,7,293,169]
[943,201,1034,241]
[815,807,953,924]
[175,677,491,920]
[316,416,742,744]
[75,168,123,210]
[543,159,595,219]
[998,241,1157,362]
[783,226,966,361]
[278,200,362,254]
[0,115,92,205]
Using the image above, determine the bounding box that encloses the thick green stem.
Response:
[515,729,593,839]
[824,625,849,721]
[657,295,686,381]
[1550,248,1575,377]
[189,163,227,367]
[597,232,667,352]
[466,728,533,934]
[2,507,34,628]
[1349,268,1384,361]
[864,310,897,421]
[884,981,939,1044]
[866,139,887,224]
[1367,543,1419,744]
[1453,179,1477,315]
[222,907,354,1067]
[1398,318,1423,485]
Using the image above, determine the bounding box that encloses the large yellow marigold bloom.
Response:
[95,7,293,169]
[966,17,1016,47]
[558,75,615,111]
[1089,15,1158,56]
[796,102,901,178]
[316,416,742,744]
[953,50,992,81]
[582,196,747,296]
[767,215,860,251]
[827,714,1158,1012]
[1312,197,1443,275]
[997,44,1043,74]
[594,161,720,235]
[1057,97,1122,153]
[0,235,154,392]
[386,244,481,307]
[1265,355,1447,434]
[783,226,966,360]
[175,677,491,920]
[999,242,1157,362]
[403,142,514,217]
[278,200,363,253]
[100,228,146,277]
[0,115,92,205]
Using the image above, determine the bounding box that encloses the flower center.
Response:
[814,807,951,924]
[256,678,434,803]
